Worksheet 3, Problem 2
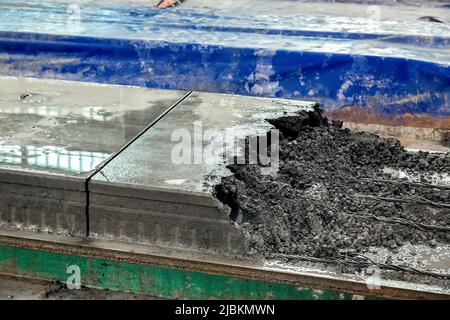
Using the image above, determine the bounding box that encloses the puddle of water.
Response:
[0,144,108,175]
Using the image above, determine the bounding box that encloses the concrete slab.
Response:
[0,76,187,176]
[0,76,187,236]
[93,92,315,192]
[89,92,315,254]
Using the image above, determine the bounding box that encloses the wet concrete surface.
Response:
[93,92,315,192]
[0,76,187,176]
[0,79,314,253]
[0,76,186,236]
[88,93,315,253]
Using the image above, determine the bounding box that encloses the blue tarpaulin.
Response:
[0,0,448,117]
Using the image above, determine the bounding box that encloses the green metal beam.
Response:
[0,244,362,300]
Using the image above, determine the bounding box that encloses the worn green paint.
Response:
[0,245,360,300]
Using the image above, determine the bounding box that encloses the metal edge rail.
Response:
[0,233,448,300]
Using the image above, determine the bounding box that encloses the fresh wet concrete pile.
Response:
[215,104,450,263]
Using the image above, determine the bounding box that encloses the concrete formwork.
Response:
[0,76,187,236]
[0,170,86,236]
[88,92,315,254]
[0,78,316,255]
[0,77,449,298]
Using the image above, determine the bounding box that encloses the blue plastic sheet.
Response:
[0,0,448,117]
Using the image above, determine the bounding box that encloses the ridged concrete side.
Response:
[0,170,86,236]
[89,181,247,256]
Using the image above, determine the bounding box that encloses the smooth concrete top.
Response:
[0,76,186,177]
[92,92,315,193]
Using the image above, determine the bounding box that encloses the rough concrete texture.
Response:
[0,170,86,236]
[92,92,315,192]
[0,184,86,236]
[215,105,450,260]
[89,186,246,255]
[88,182,247,255]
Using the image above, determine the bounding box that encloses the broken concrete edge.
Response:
[211,102,450,292]
[0,230,448,299]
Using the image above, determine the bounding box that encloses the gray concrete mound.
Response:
[215,104,450,261]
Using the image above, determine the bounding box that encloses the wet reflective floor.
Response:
[0,76,187,176]
[91,92,315,192]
